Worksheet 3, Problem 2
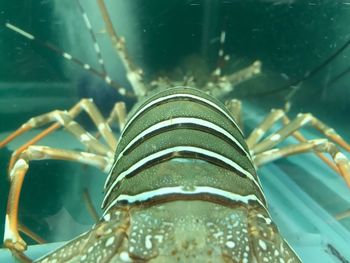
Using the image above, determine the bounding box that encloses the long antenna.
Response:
[97,0,146,97]
[327,65,350,87]
[5,22,136,98]
[76,0,107,75]
[248,38,350,98]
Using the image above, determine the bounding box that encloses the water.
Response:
[0,1,350,262]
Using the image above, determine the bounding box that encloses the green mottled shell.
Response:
[103,87,265,210]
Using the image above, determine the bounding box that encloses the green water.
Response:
[0,1,350,262]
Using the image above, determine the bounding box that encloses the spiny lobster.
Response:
[1,0,350,262]
[4,87,305,263]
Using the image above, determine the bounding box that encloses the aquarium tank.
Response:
[0,0,350,262]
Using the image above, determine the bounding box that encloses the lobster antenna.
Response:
[327,64,350,87]
[5,22,135,98]
[246,37,350,98]
[97,0,146,97]
[76,0,107,75]
[212,30,230,78]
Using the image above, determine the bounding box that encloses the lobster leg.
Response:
[281,115,339,173]
[248,111,349,174]
[228,105,350,188]
[251,113,350,154]
[0,98,116,150]
[1,99,118,172]
[105,101,128,131]
[224,60,261,87]
[246,108,339,173]
[246,109,285,148]
[249,112,350,186]
[4,145,113,253]
[209,60,262,98]
[93,101,128,144]
[5,111,112,175]
[69,99,117,149]
[253,138,350,187]
[226,99,243,132]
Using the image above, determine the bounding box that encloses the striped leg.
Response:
[251,113,350,154]
[229,106,339,174]
[0,99,117,172]
[247,109,338,173]
[209,60,262,98]
[336,209,350,221]
[246,109,285,148]
[93,101,127,144]
[248,112,350,187]
[226,99,243,133]
[1,98,116,150]
[73,99,117,149]
[223,60,261,87]
[106,102,128,131]
[225,105,345,180]
[281,115,338,172]
[4,145,113,253]
[253,139,350,186]
[6,111,112,174]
